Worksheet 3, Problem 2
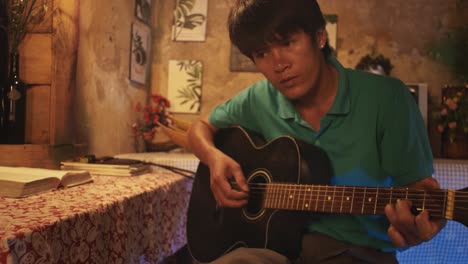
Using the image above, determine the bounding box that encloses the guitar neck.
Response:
[262,184,455,219]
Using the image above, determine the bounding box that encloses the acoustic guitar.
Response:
[186,126,468,263]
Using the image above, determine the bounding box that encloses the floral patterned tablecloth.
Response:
[0,170,193,264]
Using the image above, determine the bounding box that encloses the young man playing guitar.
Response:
[188,0,446,263]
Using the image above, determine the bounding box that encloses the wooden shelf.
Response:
[0,0,81,170]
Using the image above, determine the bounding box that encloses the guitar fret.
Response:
[315,186,320,211]
[340,186,345,213]
[268,184,275,208]
[291,187,299,209]
[389,187,393,204]
[443,189,447,218]
[296,185,302,209]
[350,187,355,213]
[273,184,281,208]
[302,186,307,210]
[303,186,308,210]
[374,188,379,215]
[322,187,328,212]
[285,184,290,210]
[330,186,336,212]
[265,184,270,208]
[422,191,426,211]
[361,187,367,214]
[281,184,286,210]
[264,184,270,208]
[301,185,306,210]
[292,184,297,210]
[343,187,352,213]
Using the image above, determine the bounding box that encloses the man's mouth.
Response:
[280,75,298,87]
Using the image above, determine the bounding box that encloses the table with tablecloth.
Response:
[0,168,193,264]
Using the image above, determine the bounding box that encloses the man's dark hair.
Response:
[228,0,332,60]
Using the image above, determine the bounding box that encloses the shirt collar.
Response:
[327,56,350,115]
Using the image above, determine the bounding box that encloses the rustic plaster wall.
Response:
[74,0,464,156]
[152,0,461,115]
[75,1,149,156]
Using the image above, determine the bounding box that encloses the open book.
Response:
[0,166,93,198]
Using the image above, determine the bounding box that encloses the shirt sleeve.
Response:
[380,80,434,186]
[208,87,259,131]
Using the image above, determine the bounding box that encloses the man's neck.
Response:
[297,62,338,111]
[293,61,338,130]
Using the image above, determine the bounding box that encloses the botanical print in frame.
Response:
[172,0,208,42]
[135,0,152,25]
[167,60,203,113]
[129,22,151,85]
[229,45,258,72]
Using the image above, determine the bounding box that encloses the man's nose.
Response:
[271,49,289,73]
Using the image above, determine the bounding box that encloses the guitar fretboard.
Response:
[260,184,454,219]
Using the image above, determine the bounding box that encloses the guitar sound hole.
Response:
[244,173,268,219]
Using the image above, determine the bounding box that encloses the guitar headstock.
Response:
[453,187,468,227]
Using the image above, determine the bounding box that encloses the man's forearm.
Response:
[188,119,220,166]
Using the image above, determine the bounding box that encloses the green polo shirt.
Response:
[208,56,434,251]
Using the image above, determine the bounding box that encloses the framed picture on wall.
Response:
[229,46,257,72]
[167,60,203,113]
[406,83,428,126]
[135,0,152,25]
[172,0,208,41]
[129,22,151,85]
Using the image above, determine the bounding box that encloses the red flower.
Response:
[133,94,172,143]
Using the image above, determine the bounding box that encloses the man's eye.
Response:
[254,51,266,58]
[281,40,292,46]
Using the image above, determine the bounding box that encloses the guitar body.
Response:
[187,127,333,263]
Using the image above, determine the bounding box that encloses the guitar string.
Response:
[231,182,468,199]
[234,183,468,205]
[250,190,468,204]
[252,196,467,214]
[254,190,465,217]
[229,184,468,214]
[258,198,466,214]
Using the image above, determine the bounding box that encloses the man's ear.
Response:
[317,27,327,48]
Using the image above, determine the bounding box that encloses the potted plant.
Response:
[355,53,394,76]
[434,88,468,158]
[428,26,468,85]
[132,94,172,152]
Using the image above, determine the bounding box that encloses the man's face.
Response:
[252,30,325,101]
